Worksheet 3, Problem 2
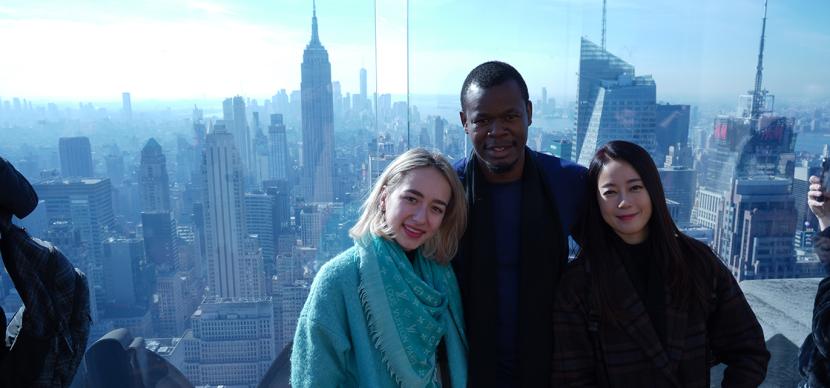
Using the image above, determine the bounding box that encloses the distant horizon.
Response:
[6,92,824,117]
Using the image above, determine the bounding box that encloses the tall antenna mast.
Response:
[601,0,607,51]
[750,0,768,122]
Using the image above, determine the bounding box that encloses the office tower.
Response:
[202,123,262,298]
[301,3,335,202]
[59,136,94,178]
[549,139,573,161]
[271,90,289,116]
[276,282,309,350]
[360,67,368,102]
[332,81,343,119]
[101,237,149,308]
[37,177,117,320]
[122,92,132,121]
[221,96,252,177]
[181,298,277,386]
[368,153,396,189]
[434,116,445,153]
[576,72,657,166]
[726,178,797,280]
[35,178,115,261]
[267,114,289,181]
[574,38,635,157]
[289,90,302,123]
[105,153,125,186]
[377,93,392,123]
[154,271,195,337]
[419,126,432,148]
[655,103,691,162]
[141,211,178,271]
[658,166,696,226]
[139,138,171,213]
[251,112,270,185]
[245,192,276,266]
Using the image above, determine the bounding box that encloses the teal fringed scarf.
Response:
[357,234,467,387]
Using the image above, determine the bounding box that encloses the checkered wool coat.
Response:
[552,240,769,387]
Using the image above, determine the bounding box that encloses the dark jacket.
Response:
[552,239,769,387]
[0,156,38,219]
[799,227,830,387]
[0,156,91,387]
[453,149,587,387]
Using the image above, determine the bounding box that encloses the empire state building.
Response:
[301,2,334,202]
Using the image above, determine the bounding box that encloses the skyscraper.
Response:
[574,38,635,158]
[122,92,132,121]
[251,111,270,185]
[268,114,289,181]
[434,116,445,153]
[139,138,171,213]
[360,67,367,102]
[101,237,148,308]
[182,297,277,386]
[245,192,276,265]
[59,136,94,178]
[222,96,252,178]
[576,72,658,165]
[655,103,691,162]
[233,96,253,177]
[691,1,798,279]
[35,178,115,315]
[202,123,262,298]
[142,211,178,271]
[300,3,335,202]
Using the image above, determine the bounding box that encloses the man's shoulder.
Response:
[531,150,587,178]
[452,157,468,180]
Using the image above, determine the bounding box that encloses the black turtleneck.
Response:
[618,236,667,347]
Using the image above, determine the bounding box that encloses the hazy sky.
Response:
[0,0,827,105]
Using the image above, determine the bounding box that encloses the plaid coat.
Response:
[552,243,769,387]
[0,156,91,387]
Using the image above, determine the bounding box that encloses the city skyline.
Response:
[0,0,827,104]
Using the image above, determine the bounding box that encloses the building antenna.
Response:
[601,0,607,51]
[750,0,768,122]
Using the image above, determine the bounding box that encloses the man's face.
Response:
[460,80,532,181]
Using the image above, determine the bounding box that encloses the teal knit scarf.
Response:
[357,234,467,387]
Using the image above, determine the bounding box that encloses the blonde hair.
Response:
[349,148,467,263]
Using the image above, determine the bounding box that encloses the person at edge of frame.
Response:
[800,174,830,387]
[452,60,588,387]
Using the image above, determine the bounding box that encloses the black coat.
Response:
[0,156,38,220]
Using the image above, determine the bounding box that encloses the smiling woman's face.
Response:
[596,159,652,244]
[380,167,451,252]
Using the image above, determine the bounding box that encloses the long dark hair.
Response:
[579,141,712,313]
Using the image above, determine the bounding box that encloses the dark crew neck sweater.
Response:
[618,236,667,346]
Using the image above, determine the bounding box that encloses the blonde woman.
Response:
[291,148,468,388]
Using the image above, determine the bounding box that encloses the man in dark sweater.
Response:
[451,61,587,387]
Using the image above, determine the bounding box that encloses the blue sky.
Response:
[0,0,827,105]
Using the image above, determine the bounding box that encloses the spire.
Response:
[310,0,320,46]
[750,0,768,121]
[601,0,607,51]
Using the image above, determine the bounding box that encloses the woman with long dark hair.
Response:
[552,141,769,386]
